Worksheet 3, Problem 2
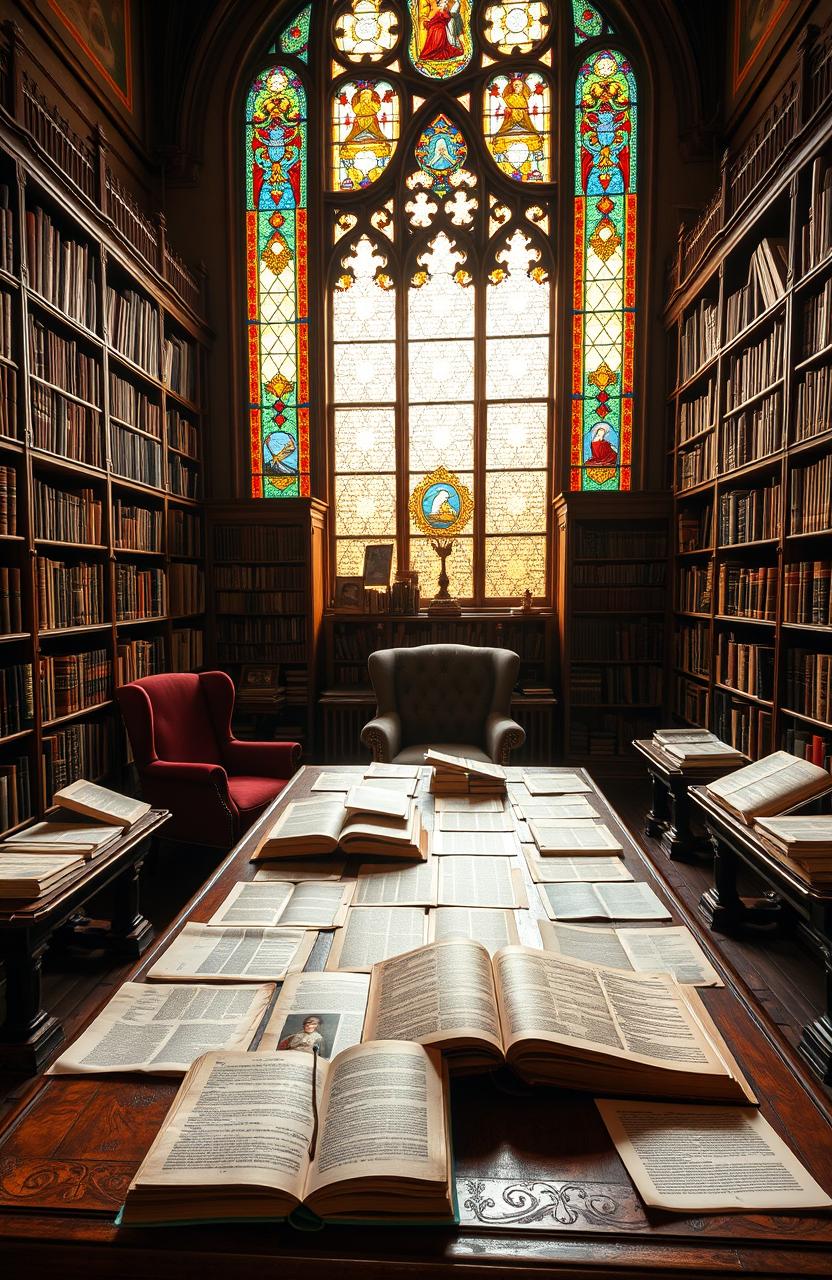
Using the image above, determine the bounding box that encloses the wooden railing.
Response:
[0,20,206,318]
[727,78,799,212]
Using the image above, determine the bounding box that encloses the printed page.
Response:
[54,779,149,826]
[275,881,355,929]
[515,821,534,843]
[429,907,519,955]
[254,863,347,882]
[48,982,273,1075]
[426,750,505,780]
[260,798,345,845]
[305,1041,447,1201]
[326,906,427,972]
[706,751,829,821]
[523,848,632,883]
[7,821,124,850]
[365,763,422,779]
[618,926,722,987]
[310,773,352,792]
[537,921,632,969]
[127,1051,319,1203]
[755,816,832,845]
[438,855,525,908]
[594,882,672,921]
[363,937,503,1051]
[354,860,439,907]
[208,881,294,927]
[344,785,411,821]
[531,822,622,855]
[147,923,315,982]
[432,830,520,857]
[436,809,515,832]
[434,796,505,813]
[260,970,371,1058]
[515,799,598,821]
[597,1099,832,1211]
[522,772,592,796]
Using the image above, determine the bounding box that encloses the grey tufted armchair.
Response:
[360,644,526,765]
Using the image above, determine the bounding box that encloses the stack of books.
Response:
[426,750,507,797]
[753,816,832,887]
[652,729,745,768]
[705,751,832,823]
[0,850,86,899]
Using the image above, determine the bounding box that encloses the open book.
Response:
[119,1042,455,1226]
[361,938,754,1100]
[251,798,426,862]
[705,751,831,823]
[426,750,506,796]
[5,820,125,859]
[52,779,151,828]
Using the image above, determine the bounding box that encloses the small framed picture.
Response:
[334,576,364,612]
[238,664,281,694]
[362,543,394,587]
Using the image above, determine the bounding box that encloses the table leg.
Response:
[644,770,669,838]
[798,946,832,1084]
[699,835,746,932]
[661,782,711,862]
[0,931,64,1072]
[106,848,154,959]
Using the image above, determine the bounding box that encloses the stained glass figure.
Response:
[483,2,550,54]
[332,79,400,189]
[277,5,312,61]
[412,114,471,196]
[246,66,309,497]
[483,72,550,183]
[335,0,400,61]
[572,1,613,44]
[571,49,637,491]
[408,0,473,79]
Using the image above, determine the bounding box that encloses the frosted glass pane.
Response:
[485,470,547,533]
[335,408,396,472]
[487,273,549,336]
[409,233,475,339]
[409,403,474,471]
[409,339,474,402]
[486,402,548,468]
[333,341,396,402]
[409,536,473,600]
[336,537,398,579]
[485,335,548,398]
[409,473,474,534]
[484,535,546,598]
[335,473,397,536]
[332,239,396,342]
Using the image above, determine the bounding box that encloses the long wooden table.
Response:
[0,767,831,1278]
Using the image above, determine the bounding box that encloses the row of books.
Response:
[0,187,13,274]
[784,723,832,770]
[794,367,832,442]
[790,453,832,534]
[574,527,667,559]
[215,564,305,591]
[389,579,421,615]
[674,674,709,726]
[28,316,101,403]
[0,289,12,360]
[717,563,777,620]
[678,436,712,490]
[164,333,196,401]
[117,635,165,683]
[30,383,102,467]
[115,565,166,621]
[678,562,712,613]
[0,663,33,737]
[801,277,832,359]
[109,371,161,437]
[168,508,202,557]
[0,567,23,634]
[678,382,715,442]
[675,622,710,677]
[0,365,17,437]
[0,465,16,535]
[40,649,110,720]
[43,719,114,803]
[37,558,104,629]
[572,562,665,587]
[34,479,102,545]
[169,564,205,616]
[679,297,718,384]
[106,285,160,378]
[784,649,832,726]
[572,618,664,661]
[716,634,774,700]
[719,393,782,470]
[677,502,712,553]
[714,691,772,757]
[0,754,31,830]
[170,627,203,672]
[216,590,304,614]
[25,206,97,331]
[718,480,781,545]
[167,408,198,457]
[570,710,658,757]
[724,238,787,334]
[573,586,666,612]
[113,500,163,552]
[213,523,305,562]
[784,559,832,625]
[169,453,200,499]
[799,155,832,275]
[725,321,784,410]
[570,665,663,706]
[111,422,163,488]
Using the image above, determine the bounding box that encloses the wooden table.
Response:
[690,782,832,1083]
[0,767,831,1278]
[632,738,740,862]
[0,807,169,1073]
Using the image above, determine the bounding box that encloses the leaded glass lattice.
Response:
[483,72,551,183]
[335,1,400,60]
[332,79,400,190]
[484,2,551,53]
[572,1,613,44]
[276,5,312,61]
[485,535,546,597]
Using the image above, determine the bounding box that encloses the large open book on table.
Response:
[362,938,754,1099]
[52,779,151,828]
[251,797,426,862]
[705,751,831,823]
[119,1042,455,1227]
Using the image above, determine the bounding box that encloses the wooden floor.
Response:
[0,775,828,1121]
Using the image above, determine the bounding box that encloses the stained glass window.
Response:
[572,1,612,44]
[408,0,473,79]
[483,72,551,182]
[277,4,312,61]
[484,2,551,53]
[246,66,309,497]
[332,79,400,190]
[571,48,637,491]
[335,1,400,60]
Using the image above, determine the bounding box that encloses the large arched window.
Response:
[244,1,640,599]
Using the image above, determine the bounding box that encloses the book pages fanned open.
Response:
[325,906,428,973]
[597,1099,832,1212]
[705,751,831,822]
[538,922,722,987]
[259,970,371,1058]
[208,881,354,929]
[53,779,151,828]
[48,982,274,1075]
[535,881,671,922]
[437,856,526,909]
[146,923,315,982]
[428,907,520,956]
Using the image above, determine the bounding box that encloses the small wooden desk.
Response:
[690,783,832,1082]
[0,807,169,1072]
[1,769,832,1278]
[633,738,739,861]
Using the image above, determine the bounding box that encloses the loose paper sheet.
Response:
[325,906,428,972]
[531,823,623,855]
[596,1099,832,1211]
[429,907,519,955]
[365,763,422,779]
[523,772,592,796]
[433,796,505,813]
[438,855,526,908]
[523,848,633,883]
[253,863,347,883]
[436,810,515,832]
[537,881,671,921]
[354,860,439,907]
[147,924,315,982]
[259,970,370,1058]
[48,982,273,1075]
[516,799,599,821]
[538,922,721,986]
[207,881,354,930]
[432,830,521,857]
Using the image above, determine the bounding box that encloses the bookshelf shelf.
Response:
[714,683,774,708]
[42,702,113,730]
[719,298,787,358]
[781,707,832,732]
[26,289,103,346]
[722,378,785,419]
[714,614,776,627]
[794,340,832,371]
[673,352,721,399]
[715,452,784,483]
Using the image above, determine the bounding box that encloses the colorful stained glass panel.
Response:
[331,79,400,190]
[408,0,473,79]
[572,1,613,44]
[335,1,400,60]
[483,72,551,183]
[277,5,312,61]
[483,2,550,53]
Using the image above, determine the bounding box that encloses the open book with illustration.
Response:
[705,752,831,823]
[119,1041,455,1227]
[251,797,426,862]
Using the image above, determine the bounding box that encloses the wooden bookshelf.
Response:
[555,492,671,771]
[0,31,210,829]
[665,19,832,769]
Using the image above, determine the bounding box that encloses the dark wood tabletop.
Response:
[1,767,831,1278]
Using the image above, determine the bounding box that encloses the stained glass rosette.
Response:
[409,466,473,540]
[408,0,473,79]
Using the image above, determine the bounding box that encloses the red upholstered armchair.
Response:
[116,671,301,847]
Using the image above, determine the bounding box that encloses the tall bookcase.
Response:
[666,21,832,768]
[0,32,209,832]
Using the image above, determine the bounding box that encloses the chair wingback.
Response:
[368,644,518,750]
[117,673,225,768]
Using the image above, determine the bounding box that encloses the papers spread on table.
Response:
[52,778,150,828]
[522,772,592,796]
[437,855,526,909]
[325,906,428,973]
[344,785,411,821]
[354,860,439,907]
[529,820,622,856]
[522,848,633,883]
[253,862,348,882]
[208,881,354,929]
[535,881,671,922]
[252,797,425,862]
[538,922,722,987]
[365,763,422,779]
[146,923,315,982]
[426,750,507,796]
[260,969,371,1058]
[431,830,521,857]
[515,798,599,821]
[48,981,273,1075]
[428,907,519,955]
[435,809,515,832]
[433,795,505,813]
[706,751,831,823]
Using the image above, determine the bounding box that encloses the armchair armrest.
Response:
[361,712,401,763]
[485,712,525,766]
[141,759,236,847]
[223,739,301,777]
